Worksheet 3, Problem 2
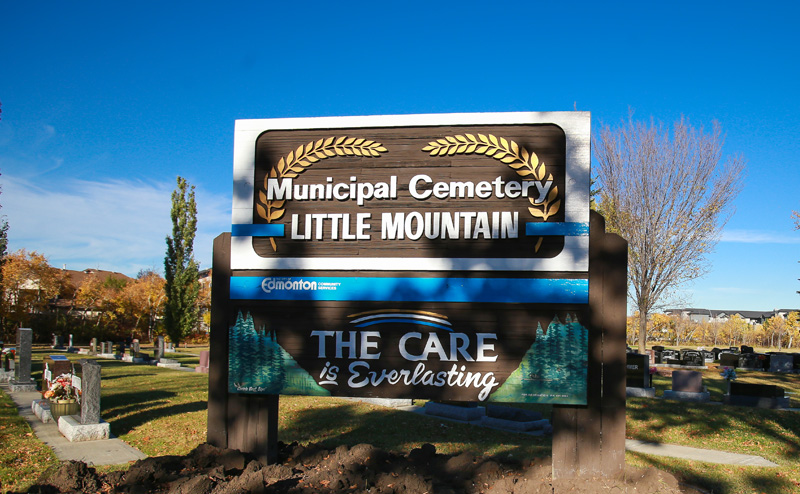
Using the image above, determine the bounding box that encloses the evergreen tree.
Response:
[163,176,200,347]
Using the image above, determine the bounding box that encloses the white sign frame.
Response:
[230,112,590,272]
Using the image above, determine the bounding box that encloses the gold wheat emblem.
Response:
[257,137,388,251]
[421,134,561,222]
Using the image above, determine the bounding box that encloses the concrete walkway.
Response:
[2,383,146,466]
[402,404,779,467]
[625,439,778,467]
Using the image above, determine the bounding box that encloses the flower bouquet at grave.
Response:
[720,366,737,395]
[720,366,737,381]
[43,373,80,403]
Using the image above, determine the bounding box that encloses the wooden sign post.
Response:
[208,112,626,476]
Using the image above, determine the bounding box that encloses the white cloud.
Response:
[2,176,230,276]
[721,229,800,244]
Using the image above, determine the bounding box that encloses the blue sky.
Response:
[0,1,798,312]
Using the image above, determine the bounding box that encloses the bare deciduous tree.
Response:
[594,116,745,353]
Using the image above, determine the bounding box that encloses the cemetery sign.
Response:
[227,112,591,404]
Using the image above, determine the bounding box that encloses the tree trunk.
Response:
[638,309,647,354]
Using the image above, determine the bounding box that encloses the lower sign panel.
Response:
[227,302,589,405]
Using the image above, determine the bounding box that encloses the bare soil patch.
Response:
[27,442,696,493]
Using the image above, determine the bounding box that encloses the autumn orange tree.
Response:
[114,270,165,341]
[0,250,62,340]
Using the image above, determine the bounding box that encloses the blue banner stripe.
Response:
[230,277,588,304]
[525,222,589,236]
[231,224,285,237]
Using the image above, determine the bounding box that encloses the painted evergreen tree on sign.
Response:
[228,311,329,396]
[490,315,588,404]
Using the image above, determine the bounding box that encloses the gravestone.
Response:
[79,360,101,424]
[769,354,793,373]
[720,352,739,368]
[57,359,110,441]
[626,353,650,388]
[68,334,74,348]
[741,345,754,354]
[724,382,789,409]
[105,341,114,355]
[11,328,37,392]
[43,355,72,389]
[166,342,175,352]
[651,346,664,364]
[52,334,65,350]
[663,370,709,402]
[155,336,165,361]
[195,350,210,373]
[91,338,98,355]
[681,350,704,367]
[132,339,140,355]
[672,370,703,392]
[738,353,760,369]
[660,349,678,360]
[626,353,654,397]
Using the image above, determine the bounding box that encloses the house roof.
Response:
[665,307,800,321]
[61,268,133,288]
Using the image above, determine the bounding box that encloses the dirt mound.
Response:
[27,442,694,493]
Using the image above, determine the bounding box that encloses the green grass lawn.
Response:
[0,387,59,494]
[2,347,800,493]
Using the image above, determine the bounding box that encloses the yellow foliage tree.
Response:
[1,250,62,337]
[720,315,750,347]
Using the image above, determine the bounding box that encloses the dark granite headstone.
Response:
[769,354,794,373]
[738,353,759,369]
[720,352,739,368]
[731,382,783,398]
[681,350,704,366]
[626,353,650,388]
[661,349,679,361]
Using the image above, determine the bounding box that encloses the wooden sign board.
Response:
[227,112,591,404]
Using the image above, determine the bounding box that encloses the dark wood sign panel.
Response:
[251,125,567,259]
